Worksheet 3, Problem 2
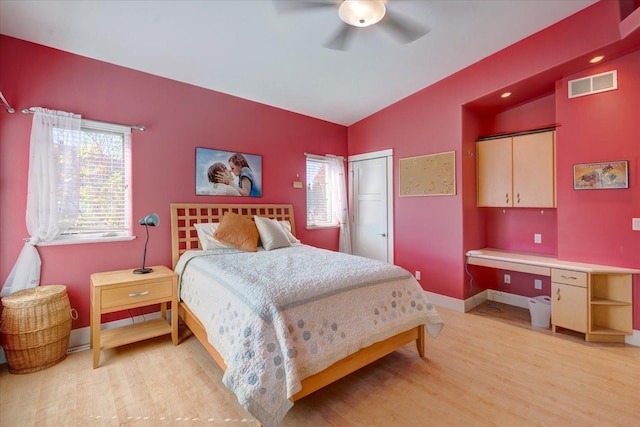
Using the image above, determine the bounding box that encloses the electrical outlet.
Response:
[415,271,421,280]
[534,279,542,290]
[633,218,640,231]
[504,274,511,284]
[534,234,542,244]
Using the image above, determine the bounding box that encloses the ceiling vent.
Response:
[568,70,617,99]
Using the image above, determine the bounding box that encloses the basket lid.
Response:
[1,285,67,308]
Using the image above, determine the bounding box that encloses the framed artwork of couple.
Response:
[196,147,263,197]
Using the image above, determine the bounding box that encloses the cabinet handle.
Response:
[556,288,561,301]
[560,275,577,280]
[505,193,509,203]
[128,291,150,297]
[516,193,520,204]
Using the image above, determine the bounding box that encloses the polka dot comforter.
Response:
[175,244,444,427]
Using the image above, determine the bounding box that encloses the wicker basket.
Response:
[1,285,72,374]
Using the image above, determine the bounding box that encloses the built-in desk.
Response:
[466,249,640,342]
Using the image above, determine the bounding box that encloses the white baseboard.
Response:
[425,291,466,312]
[625,329,640,346]
[0,310,169,365]
[486,290,531,309]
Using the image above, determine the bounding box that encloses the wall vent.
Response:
[568,70,617,99]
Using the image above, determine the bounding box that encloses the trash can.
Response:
[528,295,551,328]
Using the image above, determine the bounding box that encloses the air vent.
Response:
[568,70,617,98]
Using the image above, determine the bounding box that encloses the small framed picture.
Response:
[573,160,628,190]
[196,148,262,197]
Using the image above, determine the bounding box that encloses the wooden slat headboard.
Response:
[170,203,295,268]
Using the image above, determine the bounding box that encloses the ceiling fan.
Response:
[273,0,429,51]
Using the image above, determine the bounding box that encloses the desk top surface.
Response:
[466,249,640,274]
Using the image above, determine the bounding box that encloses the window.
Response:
[306,155,337,228]
[52,119,132,243]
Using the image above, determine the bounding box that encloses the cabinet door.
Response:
[512,131,555,207]
[552,282,587,333]
[477,137,512,207]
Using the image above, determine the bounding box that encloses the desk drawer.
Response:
[101,280,172,310]
[551,269,587,287]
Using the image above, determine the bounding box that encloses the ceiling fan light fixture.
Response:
[339,0,386,28]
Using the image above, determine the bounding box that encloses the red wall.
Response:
[556,51,640,327]
[0,36,347,329]
[348,0,640,328]
[556,51,640,267]
[2,1,640,333]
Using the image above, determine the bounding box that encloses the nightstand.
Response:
[90,265,178,368]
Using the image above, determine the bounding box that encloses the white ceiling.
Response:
[0,0,597,126]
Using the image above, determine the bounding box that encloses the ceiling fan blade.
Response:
[379,9,429,44]
[273,0,338,14]
[324,24,356,51]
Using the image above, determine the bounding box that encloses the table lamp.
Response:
[133,213,159,274]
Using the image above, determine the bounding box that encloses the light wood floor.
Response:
[1,306,639,427]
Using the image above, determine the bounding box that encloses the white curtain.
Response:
[0,108,81,297]
[327,155,352,254]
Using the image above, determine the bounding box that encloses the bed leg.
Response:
[416,324,426,358]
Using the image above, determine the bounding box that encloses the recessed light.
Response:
[590,55,604,63]
[501,92,512,98]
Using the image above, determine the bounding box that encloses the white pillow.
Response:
[278,220,300,244]
[254,216,291,251]
[193,222,232,250]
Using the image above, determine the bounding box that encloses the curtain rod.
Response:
[304,153,345,161]
[20,107,146,131]
[0,91,16,113]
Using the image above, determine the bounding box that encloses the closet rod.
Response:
[20,107,146,131]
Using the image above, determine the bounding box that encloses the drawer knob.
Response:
[128,291,150,297]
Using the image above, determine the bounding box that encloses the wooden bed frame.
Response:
[170,203,426,422]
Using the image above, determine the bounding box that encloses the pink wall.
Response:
[0,36,347,329]
[2,1,640,333]
[349,0,640,330]
[556,50,640,327]
[556,50,640,268]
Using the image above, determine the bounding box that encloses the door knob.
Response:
[378,233,387,237]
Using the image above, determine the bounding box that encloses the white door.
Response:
[349,151,393,263]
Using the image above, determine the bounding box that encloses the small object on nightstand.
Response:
[134,213,160,274]
[90,266,178,368]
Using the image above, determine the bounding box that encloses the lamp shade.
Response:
[339,0,386,27]
[139,213,159,227]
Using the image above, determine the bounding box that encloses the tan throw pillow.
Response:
[254,216,291,251]
[213,211,259,252]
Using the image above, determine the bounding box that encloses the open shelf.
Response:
[590,297,631,306]
[101,318,171,350]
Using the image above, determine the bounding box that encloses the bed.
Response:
[170,203,443,427]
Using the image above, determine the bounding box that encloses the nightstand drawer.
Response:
[551,268,587,287]
[101,280,172,310]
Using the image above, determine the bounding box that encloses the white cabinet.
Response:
[477,130,555,208]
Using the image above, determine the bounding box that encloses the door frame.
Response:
[348,149,394,264]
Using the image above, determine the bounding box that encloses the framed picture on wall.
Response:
[196,148,263,197]
[573,160,628,190]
